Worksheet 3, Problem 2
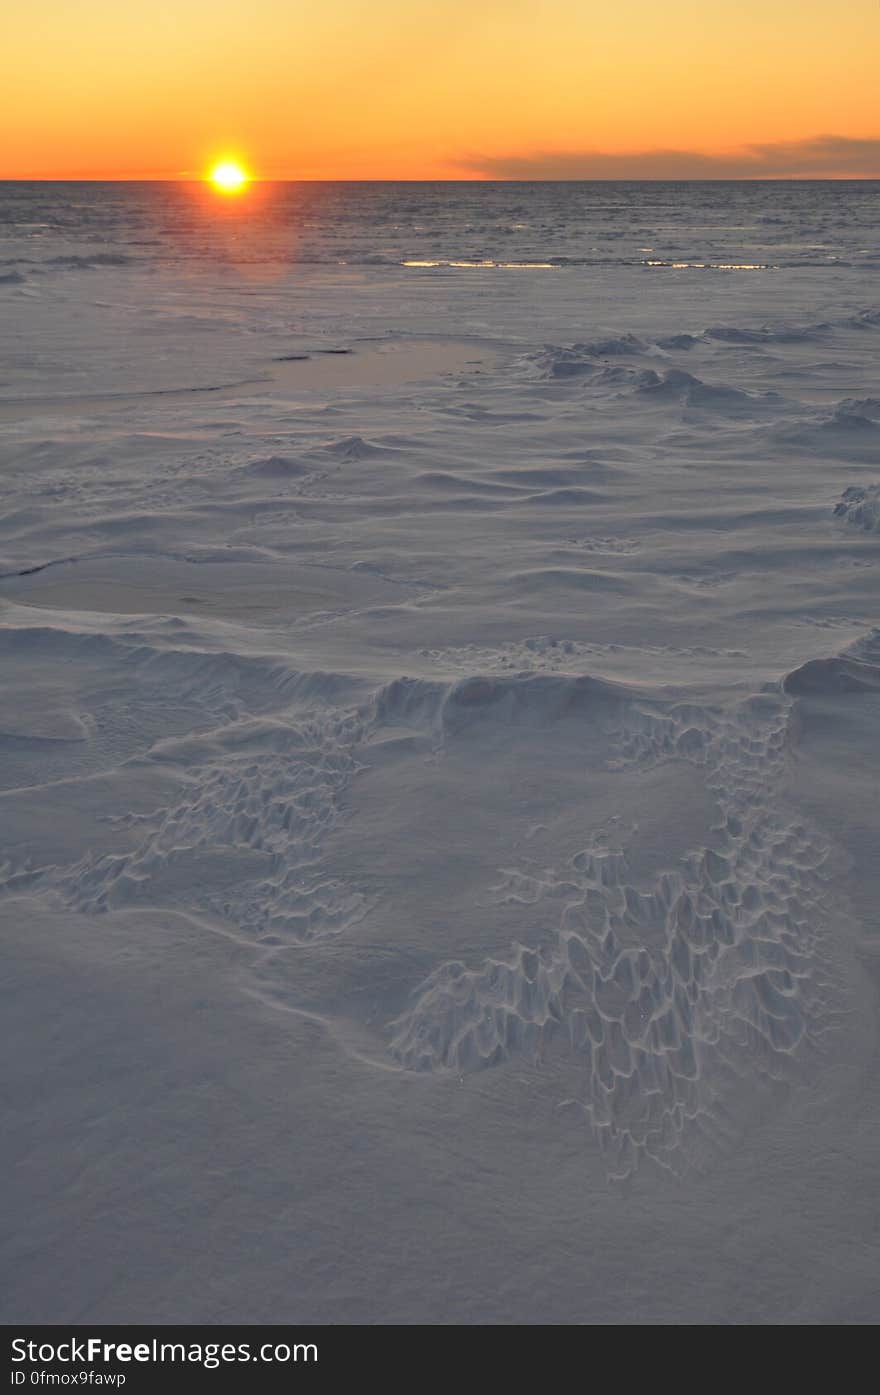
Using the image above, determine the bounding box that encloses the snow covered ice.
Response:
[2,180,879,1322]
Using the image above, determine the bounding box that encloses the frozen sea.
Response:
[2,180,879,1323]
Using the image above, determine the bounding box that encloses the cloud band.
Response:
[456,135,880,180]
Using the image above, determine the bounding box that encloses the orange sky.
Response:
[4,1,879,179]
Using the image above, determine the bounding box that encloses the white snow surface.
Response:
[2,181,880,1323]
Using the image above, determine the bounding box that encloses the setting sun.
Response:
[208,159,249,193]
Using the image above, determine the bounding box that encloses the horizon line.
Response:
[3,174,880,183]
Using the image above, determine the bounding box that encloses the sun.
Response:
[208,160,249,194]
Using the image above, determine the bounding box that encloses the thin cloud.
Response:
[456,135,880,180]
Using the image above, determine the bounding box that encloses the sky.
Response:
[4,0,879,179]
